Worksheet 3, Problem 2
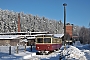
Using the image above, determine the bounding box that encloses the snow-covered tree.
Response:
[0,8,64,34]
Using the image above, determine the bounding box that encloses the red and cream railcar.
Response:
[35,34,63,54]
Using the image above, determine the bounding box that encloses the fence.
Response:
[0,46,36,54]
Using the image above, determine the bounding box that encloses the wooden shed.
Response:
[0,35,20,46]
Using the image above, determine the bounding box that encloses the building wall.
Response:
[10,39,19,46]
[27,39,35,46]
[0,39,19,46]
[66,25,73,37]
[0,40,10,46]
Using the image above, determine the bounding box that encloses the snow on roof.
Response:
[54,34,64,38]
[27,37,36,39]
[19,35,37,37]
[46,34,64,38]
[0,31,48,35]
[0,34,38,39]
[20,39,28,42]
[0,33,64,40]
[29,31,49,33]
[0,35,20,39]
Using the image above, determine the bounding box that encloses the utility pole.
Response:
[63,3,67,49]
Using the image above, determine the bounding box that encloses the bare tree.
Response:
[79,26,90,44]
[65,33,71,40]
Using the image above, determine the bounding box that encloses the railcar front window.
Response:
[37,38,43,43]
[44,38,51,43]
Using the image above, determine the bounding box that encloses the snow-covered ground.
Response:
[0,41,90,60]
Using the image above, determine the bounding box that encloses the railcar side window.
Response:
[44,38,51,43]
[37,38,43,43]
[57,40,60,43]
[52,38,57,43]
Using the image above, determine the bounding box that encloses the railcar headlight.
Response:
[37,47,39,49]
[48,47,49,48]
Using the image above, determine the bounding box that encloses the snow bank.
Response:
[23,53,36,59]
[0,46,16,54]
[23,50,60,60]
[74,41,82,47]
[0,45,90,60]
[62,46,87,60]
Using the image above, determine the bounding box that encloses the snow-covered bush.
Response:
[62,46,87,60]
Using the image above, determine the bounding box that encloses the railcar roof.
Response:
[36,34,64,38]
